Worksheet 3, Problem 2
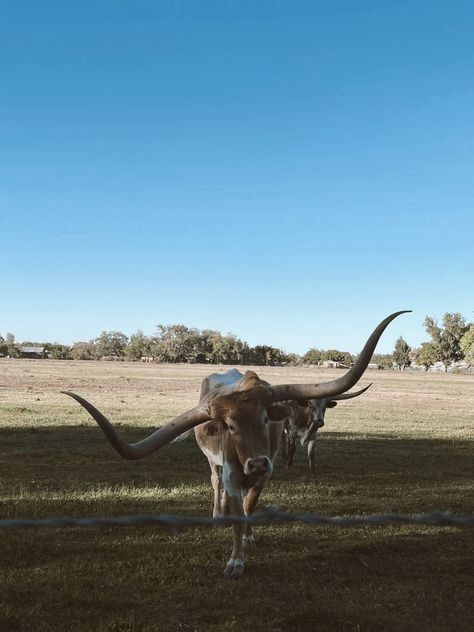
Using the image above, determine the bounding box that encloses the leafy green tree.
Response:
[323,349,344,363]
[323,350,354,365]
[393,336,411,371]
[94,331,129,358]
[460,324,474,366]
[196,329,220,363]
[413,342,438,371]
[45,343,71,359]
[152,325,200,363]
[372,353,394,370]
[5,332,18,357]
[70,341,97,360]
[249,345,286,366]
[210,333,246,364]
[125,330,153,361]
[285,353,303,366]
[302,348,353,366]
[303,348,324,365]
[424,313,469,371]
[0,334,7,356]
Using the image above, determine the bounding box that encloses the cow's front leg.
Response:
[208,460,224,517]
[280,428,288,461]
[307,439,316,474]
[222,465,246,579]
[286,436,296,469]
[224,493,246,579]
[243,485,264,546]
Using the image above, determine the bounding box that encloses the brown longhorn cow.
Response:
[62,310,409,578]
[282,383,372,474]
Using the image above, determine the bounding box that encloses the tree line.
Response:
[374,312,474,372]
[1,312,473,370]
[0,324,354,367]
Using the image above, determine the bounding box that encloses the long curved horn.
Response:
[61,391,211,460]
[270,310,410,402]
[331,383,372,401]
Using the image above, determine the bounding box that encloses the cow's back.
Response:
[199,368,244,402]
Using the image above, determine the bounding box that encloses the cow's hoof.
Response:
[224,557,244,579]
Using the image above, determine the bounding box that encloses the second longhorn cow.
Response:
[61,310,409,579]
[282,383,372,474]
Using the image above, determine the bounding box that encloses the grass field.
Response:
[0,359,473,632]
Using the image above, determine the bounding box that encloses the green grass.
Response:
[0,360,473,631]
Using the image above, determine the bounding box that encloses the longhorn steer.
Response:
[61,310,408,579]
[282,384,372,474]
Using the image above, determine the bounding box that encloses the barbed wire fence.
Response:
[1,508,473,531]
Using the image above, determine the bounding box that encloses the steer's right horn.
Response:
[61,391,211,460]
[331,383,372,401]
[270,310,410,402]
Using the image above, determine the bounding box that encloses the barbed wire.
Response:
[1,509,472,531]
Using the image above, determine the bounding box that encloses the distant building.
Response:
[20,346,46,359]
[322,360,349,369]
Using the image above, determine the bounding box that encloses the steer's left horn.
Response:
[61,391,211,460]
[270,310,410,402]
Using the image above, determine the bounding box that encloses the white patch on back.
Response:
[207,368,243,391]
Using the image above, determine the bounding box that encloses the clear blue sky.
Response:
[1,1,473,354]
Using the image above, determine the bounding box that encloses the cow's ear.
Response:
[205,420,228,436]
[267,404,291,422]
[326,401,337,408]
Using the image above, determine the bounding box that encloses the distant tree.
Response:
[0,334,7,356]
[152,324,200,363]
[249,345,286,366]
[94,331,129,358]
[197,329,221,363]
[303,348,353,366]
[210,333,245,364]
[5,333,18,357]
[45,343,71,359]
[371,353,394,370]
[125,330,153,361]
[322,349,346,363]
[303,348,324,365]
[393,336,411,371]
[285,352,303,366]
[70,341,97,360]
[424,313,469,371]
[460,324,474,366]
[413,342,438,371]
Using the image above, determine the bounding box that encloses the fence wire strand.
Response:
[1,509,472,531]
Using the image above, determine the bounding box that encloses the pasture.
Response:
[0,359,473,632]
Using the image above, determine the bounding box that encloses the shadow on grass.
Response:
[0,426,472,632]
[0,425,472,519]
[275,430,473,482]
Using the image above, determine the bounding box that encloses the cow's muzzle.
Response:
[244,456,272,476]
[302,420,324,445]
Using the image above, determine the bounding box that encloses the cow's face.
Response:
[209,374,289,479]
[292,398,337,444]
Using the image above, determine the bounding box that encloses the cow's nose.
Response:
[245,456,272,476]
